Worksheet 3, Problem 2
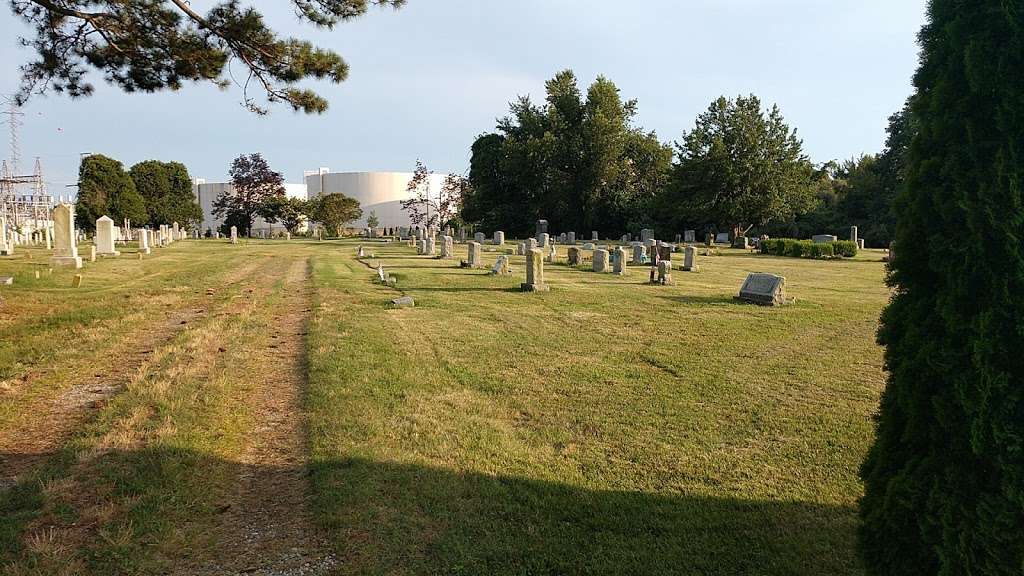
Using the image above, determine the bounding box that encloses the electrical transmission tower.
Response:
[1,96,52,231]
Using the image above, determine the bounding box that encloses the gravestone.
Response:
[888,241,895,263]
[583,242,595,250]
[641,228,654,243]
[231,226,238,244]
[567,246,582,266]
[441,235,454,258]
[377,265,387,283]
[526,238,538,251]
[546,244,557,263]
[171,221,179,243]
[644,238,657,250]
[138,227,151,254]
[390,296,415,308]
[657,244,673,262]
[567,231,576,245]
[622,234,631,243]
[674,234,682,243]
[732,236,750,249]
[538,233,550,248]
[591,231,599,241]
[89,245,96,262]
[857,238,865,250]
[465,241,484,268]
[358,245,365,257]
[593,249,610,273]
[683,246,698,272]
[536,219,549,239]
[705,233,714,247]
[490,254,511,275]
[458,228,467,243]
[0,217,11,256]
[417,239,428,254]
[96,216,120,256]
[632,244,646,265]
[494,231,505,246]
[612,247,627,275]
[650,260,672,285]
[50,203,82,268]
[850,225,858,244]
[426,236,436,256]
[684,230,695,243]
[521,248,549,292]
[715,232,730,244]
[45,226,52,250]
[517,242,526,256]
[475,232,486,244]
[737,273,787,305]
[812,234,838,243]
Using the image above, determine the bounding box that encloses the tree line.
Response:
[461,69,909,247]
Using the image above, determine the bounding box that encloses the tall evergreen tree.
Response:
[859,2,1024,574]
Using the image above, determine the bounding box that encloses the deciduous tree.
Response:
[129,160,203,227]
[212,153,284,236]
[75,153,147,230]
[308,193,362,236]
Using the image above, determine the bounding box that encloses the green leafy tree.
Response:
[10,0,405,114]
[129,160,202,227]
[859,3,1024,575]
[366,210,380,229]
[308,193,362,236]
[663,95,816,238]
[259,195,308,233]
[212,153,284,236]
[464,70,671,237]
[75,154,147,231]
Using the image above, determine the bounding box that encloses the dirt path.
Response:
[185,257,334,576]
[0,260,264,489]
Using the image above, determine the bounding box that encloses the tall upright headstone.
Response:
[850,225,859,244]
[96,216,120,256]
[538,233,550,248]
[593,249,610,273]
[474,232,486,244]
[138,227,151,254]
[521,248,549,292]
[546,243,557,263]
[567,231,576,245]
[494,231,505,246]
[567,246,582,266]
[465,241,483,268]
[683,245,698,272]
[592,231,599,241]
[230,225,238,244]
[45,225,52,250]
[526,237,538,251]
[536,219,549,240]
[441,235,454,258]
[612,247,627,275]
[632,244,646,265]
[684,230,696,243]
[172,221,180,243]
[50,203,82,268]
[426,236,436,256]
[0,217,11,256]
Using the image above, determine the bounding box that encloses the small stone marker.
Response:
[474,232,486,244]
[490,255,511,275]
[593,249,610,273]
[567,231,576,245]
[230,226,238,244]
[857,239,865,250]
[0,276,13,285]
[517,242,526,256]
[494,231,505,246]
[684,230,695,243]
[89,245,97,262]
[538,233,550,248]
[521,248,549,292]
[737,273,787,305]
[72,274,83,288]
[654,260,672,285]
[138,227,151,254]
[583,242,595,251]
[812,234,838,243]
[546,243,557,263]
[612,247,627,275]
[567,246,581,266]
[526,238,538,251]
[683,246,699,272]
[716,232,730,244]
[377,265,387,282]
[390,296,415,308]
[357,245,365,257]
[732,236,750,249]
[621,234,631,243]
[591,231,599,241]
[426,236,436,256]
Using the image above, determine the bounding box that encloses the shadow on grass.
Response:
[404,285,523,294]
[654,294,741,306]
[2,448,863,575]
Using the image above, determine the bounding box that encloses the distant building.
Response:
[304,169,448,229]
[192,179,308,235]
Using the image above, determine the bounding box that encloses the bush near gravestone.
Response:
[759,238,856,260]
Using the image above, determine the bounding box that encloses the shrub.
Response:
[759,238,852,260]
[834,240,858,257]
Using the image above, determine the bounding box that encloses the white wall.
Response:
[305,171,447,229]
[193,180,308,235]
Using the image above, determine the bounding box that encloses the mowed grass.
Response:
[0,238,889,575]
[307,240,889,575]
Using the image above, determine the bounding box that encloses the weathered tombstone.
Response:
[535,219,549,239]
[657,243,673,262]
[390,296,415,308]
[737,273,787,305]
[474,232,486,244]
[230,226,238,244]
[526,238,538,251]
[593,249,610,273]
[0,217,11,256]
[89,245,97,262]
[567,246,582,266]
[465,241,484,268]
[521,248,549,292]
[494,231,505,246]
[657,260,673,285]
[732,236,750,249]
[622,234,631,243]
[426,236,436,256]
[517,242,526,256]
[45,226,52,250]
[683,246,699,272]
[417,239,428,254]
[888,241,895,263]
[850,225,859,244]
[812,234,838,243]
[591,231,599,241]
[490,254,511,275]
[357,245,365,257]
[95,216,120,256]
[441,235,454,258]
[612,247,627,275]
[538,233,549,248]
[138,227,151,254]
[546,243,557,263]
[632,244,646,265]
[286,232,291,241]
[716,232,730,244]
[567,231,576,245]
[458,228,467,243]
[705,233,714,247]
[641,228,654,243]
[644,238,657,250]
[857,238,865,250]
[377,264,387,283]
[684,230,696,243]
[50,203,82,268]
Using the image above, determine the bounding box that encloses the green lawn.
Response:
[0,238,889,575]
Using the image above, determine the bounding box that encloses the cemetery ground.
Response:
[0,238,889,575]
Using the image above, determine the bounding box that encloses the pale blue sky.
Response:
[0,0,927,193]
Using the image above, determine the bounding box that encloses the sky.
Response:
[0,0,928,195]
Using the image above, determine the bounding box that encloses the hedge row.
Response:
[759,238,858,259]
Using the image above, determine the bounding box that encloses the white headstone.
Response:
[138,227,151,254]
[230,226,238,244]
[50,204,81,268]
[96,216,120,256]
[593,249,610,273]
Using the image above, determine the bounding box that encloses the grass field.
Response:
[0,238,890,575]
